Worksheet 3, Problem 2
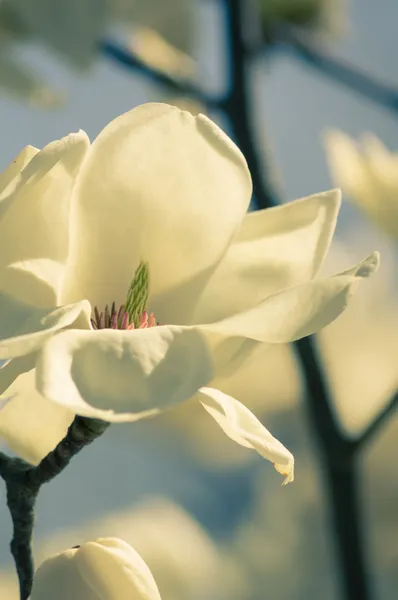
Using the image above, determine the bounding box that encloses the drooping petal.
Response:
[36,325,214,421]
[193,189,341,323]
[198,387,294,484]
[63,103,252,324]
[200,252,380,344]
[0,369,74,465]
[0,131,90,306]
[0,297,91,359]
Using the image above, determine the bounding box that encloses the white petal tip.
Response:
[275,461,295,485]
[355,251,380,277]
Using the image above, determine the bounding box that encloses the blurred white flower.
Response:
[324,130,398,238]
[260,0,347,37]
[0,104,379,485]
[0,499,246,600]
[0,0,195,105]
[318,237,398,436]
[30,537,162,600]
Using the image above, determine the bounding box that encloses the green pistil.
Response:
[124,261,149,328]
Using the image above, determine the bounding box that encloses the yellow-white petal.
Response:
[325,130,398,237]
[0,369,74,465]
[78,538,162,600]
[0,131,90,306]
[63,103,252,324]
[0,297,91,359]
[31,538,162,600]
[201,252,379,343]
[324,130,370,202]
[193,189,341,323]
[36,326,214,421]
[198,387,294,484]
[0,145,38,200]
[0,353,36,394]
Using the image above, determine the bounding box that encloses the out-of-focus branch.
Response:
[100,39,218,107]
[0,417,108,600]
[221,3,372,600]
[353,391,398,450]
[265,23,398,115]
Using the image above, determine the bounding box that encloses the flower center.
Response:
[91,262,158,331]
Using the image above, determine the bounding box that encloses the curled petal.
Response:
[201,252,380,343]
[194,189,341,323]
[198,387,294,484]
[36,326,214,421]
[0,298,91,359]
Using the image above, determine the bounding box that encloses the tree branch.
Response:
[100,39,218,107]
[266,23,398,116]
[353,391,398,451]
[221,2,372,599]
[0,416,109,600]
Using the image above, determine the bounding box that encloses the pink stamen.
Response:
[121,311,130,330]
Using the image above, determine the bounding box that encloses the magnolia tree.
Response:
[0,1,397,600]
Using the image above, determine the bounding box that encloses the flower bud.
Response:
[31,537,162,600]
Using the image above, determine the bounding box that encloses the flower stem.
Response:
[0,416,109,599]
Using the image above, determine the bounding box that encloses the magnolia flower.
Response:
[324,130,398,238]
[0,103,379,484]
[30,537,162,600]
[34,499,246,600]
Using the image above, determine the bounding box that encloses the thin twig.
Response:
[100,39,218,108]
[265,23,398,116]
[0,416,109,599]
[353,391,398,451]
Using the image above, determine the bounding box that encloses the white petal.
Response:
[31,538,162,600]
[64,103,252,324]
[0,353,36,394]
[31,548,85,600]
[77,538,162,600]
[198,387,294,484]
[194,190,341,323]
[0,145,38,199]
[324,130,370,202]
[36,326,214,421]
[0,297,91,358]
[0,131,90,305]
[0,369,74,465]
[201,252,379,343]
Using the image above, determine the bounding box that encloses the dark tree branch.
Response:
[265,23,398,116]
[100,39,218,107]
[0,417,109,600]
[353,391,398,451]
[221,2,372,599]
